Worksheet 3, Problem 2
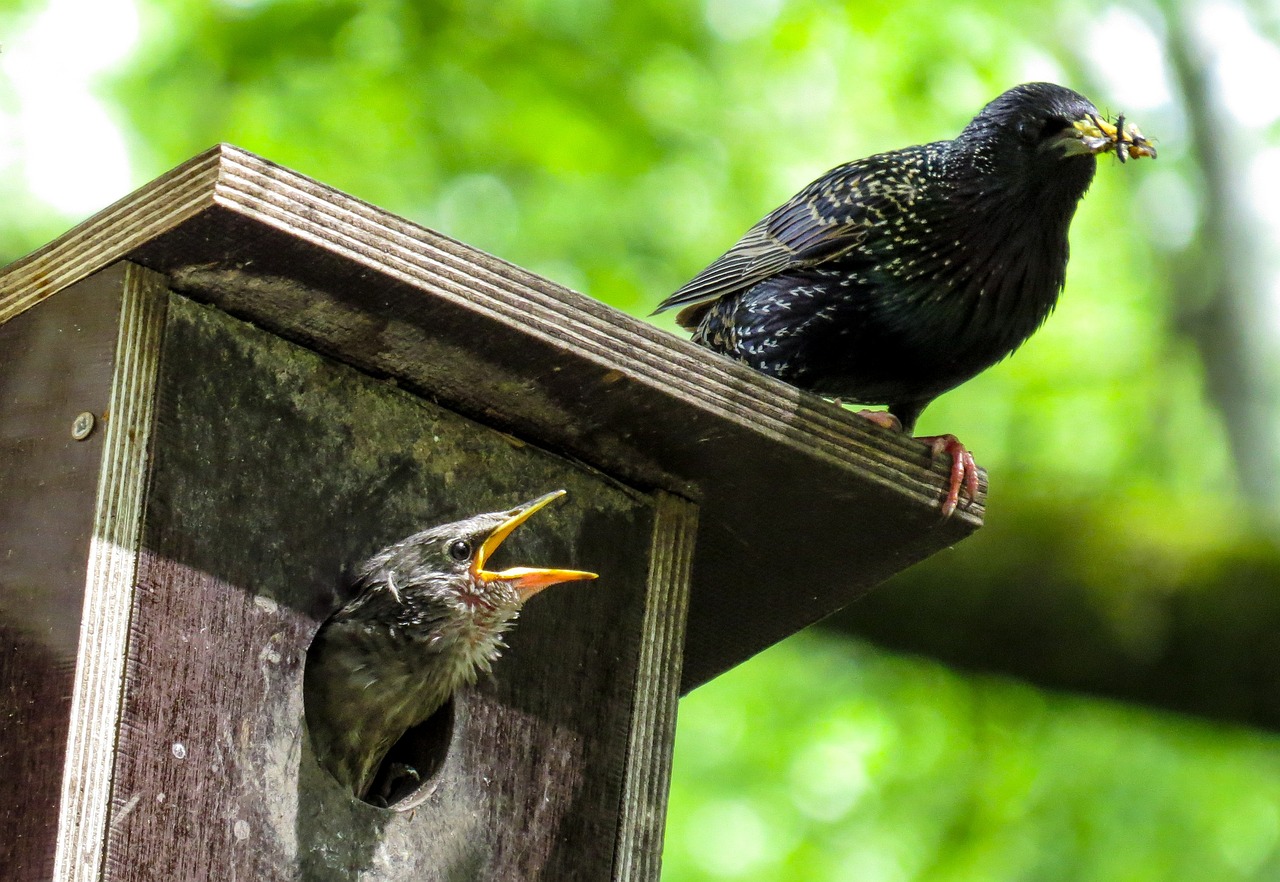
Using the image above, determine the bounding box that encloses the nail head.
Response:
[71,412,95,441]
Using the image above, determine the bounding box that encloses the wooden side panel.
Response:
[104,293,665,880]
[0,266,125,879]
[613,493,697,881]
[53,265,168,882]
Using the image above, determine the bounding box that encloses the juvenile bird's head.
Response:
[305,490,596,801]
[336,490,597,662]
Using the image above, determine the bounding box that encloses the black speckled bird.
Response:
[654,82,1156,516]
[303,490,596,802]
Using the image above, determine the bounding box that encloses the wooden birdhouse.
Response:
[0,146,983,881]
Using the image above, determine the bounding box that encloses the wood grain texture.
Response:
[0,157,219,326]
[0,145,986,691]
[53,264,168,882]
[103,293,663,880]
[613,493,697,882]
[0,266,126,880]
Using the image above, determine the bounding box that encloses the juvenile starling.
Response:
[303,490,596,801]
[654,82,1155,516]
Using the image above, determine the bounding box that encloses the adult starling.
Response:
[654,82,1155,516]
[303,490,596,802]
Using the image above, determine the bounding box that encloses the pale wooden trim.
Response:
[0,157,219,327]
[52,263,168,882]
[614,492,699,881]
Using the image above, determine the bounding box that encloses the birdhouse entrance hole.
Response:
[363,696,456,811]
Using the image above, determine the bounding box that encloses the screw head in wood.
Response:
[71,411,96,440]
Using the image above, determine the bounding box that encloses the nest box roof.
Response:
[0,145,983,691]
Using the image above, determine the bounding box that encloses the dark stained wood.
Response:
[0,266,124,880]
[103,294,665,880]
[0,146,985,693]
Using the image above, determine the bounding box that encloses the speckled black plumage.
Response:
[656,83,1151,435]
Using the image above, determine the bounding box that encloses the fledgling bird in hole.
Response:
[304,490,596,803]
[654,82,1156,516]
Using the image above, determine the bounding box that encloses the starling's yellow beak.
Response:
[472,490,598,599]
[1055,113,1157,161]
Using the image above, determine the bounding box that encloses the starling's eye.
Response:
[1019,116,1071,145]
[1039,116,1070,139]
[448,539,473,562]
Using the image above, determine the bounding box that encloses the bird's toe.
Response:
[855,409,904,432]
[919,433,978,518]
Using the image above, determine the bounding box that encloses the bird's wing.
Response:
[654,161,878,327]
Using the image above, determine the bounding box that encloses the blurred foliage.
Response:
[839,490,1280,735]
[3,0,1280,879]
[668,632,1280,882]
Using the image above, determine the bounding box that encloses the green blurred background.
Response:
[4,0,1280,878]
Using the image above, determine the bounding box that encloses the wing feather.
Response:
[654,160,879,328]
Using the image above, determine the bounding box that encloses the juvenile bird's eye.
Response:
[448,539,472,562]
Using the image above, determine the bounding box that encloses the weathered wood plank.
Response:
[613,492,697,881]
[0,266,127,880]
[53,265,168,882]
[0,158,219,327]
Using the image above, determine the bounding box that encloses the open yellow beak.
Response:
[471,490,598,599]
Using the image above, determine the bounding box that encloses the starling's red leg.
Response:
[917,434,978,518]
[853,410,976,517]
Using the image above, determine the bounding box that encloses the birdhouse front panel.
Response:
[99,281,689,881]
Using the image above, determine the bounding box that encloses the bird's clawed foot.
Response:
[917,434,978,518]
[368,762,422,808]
[854,410,977,518]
